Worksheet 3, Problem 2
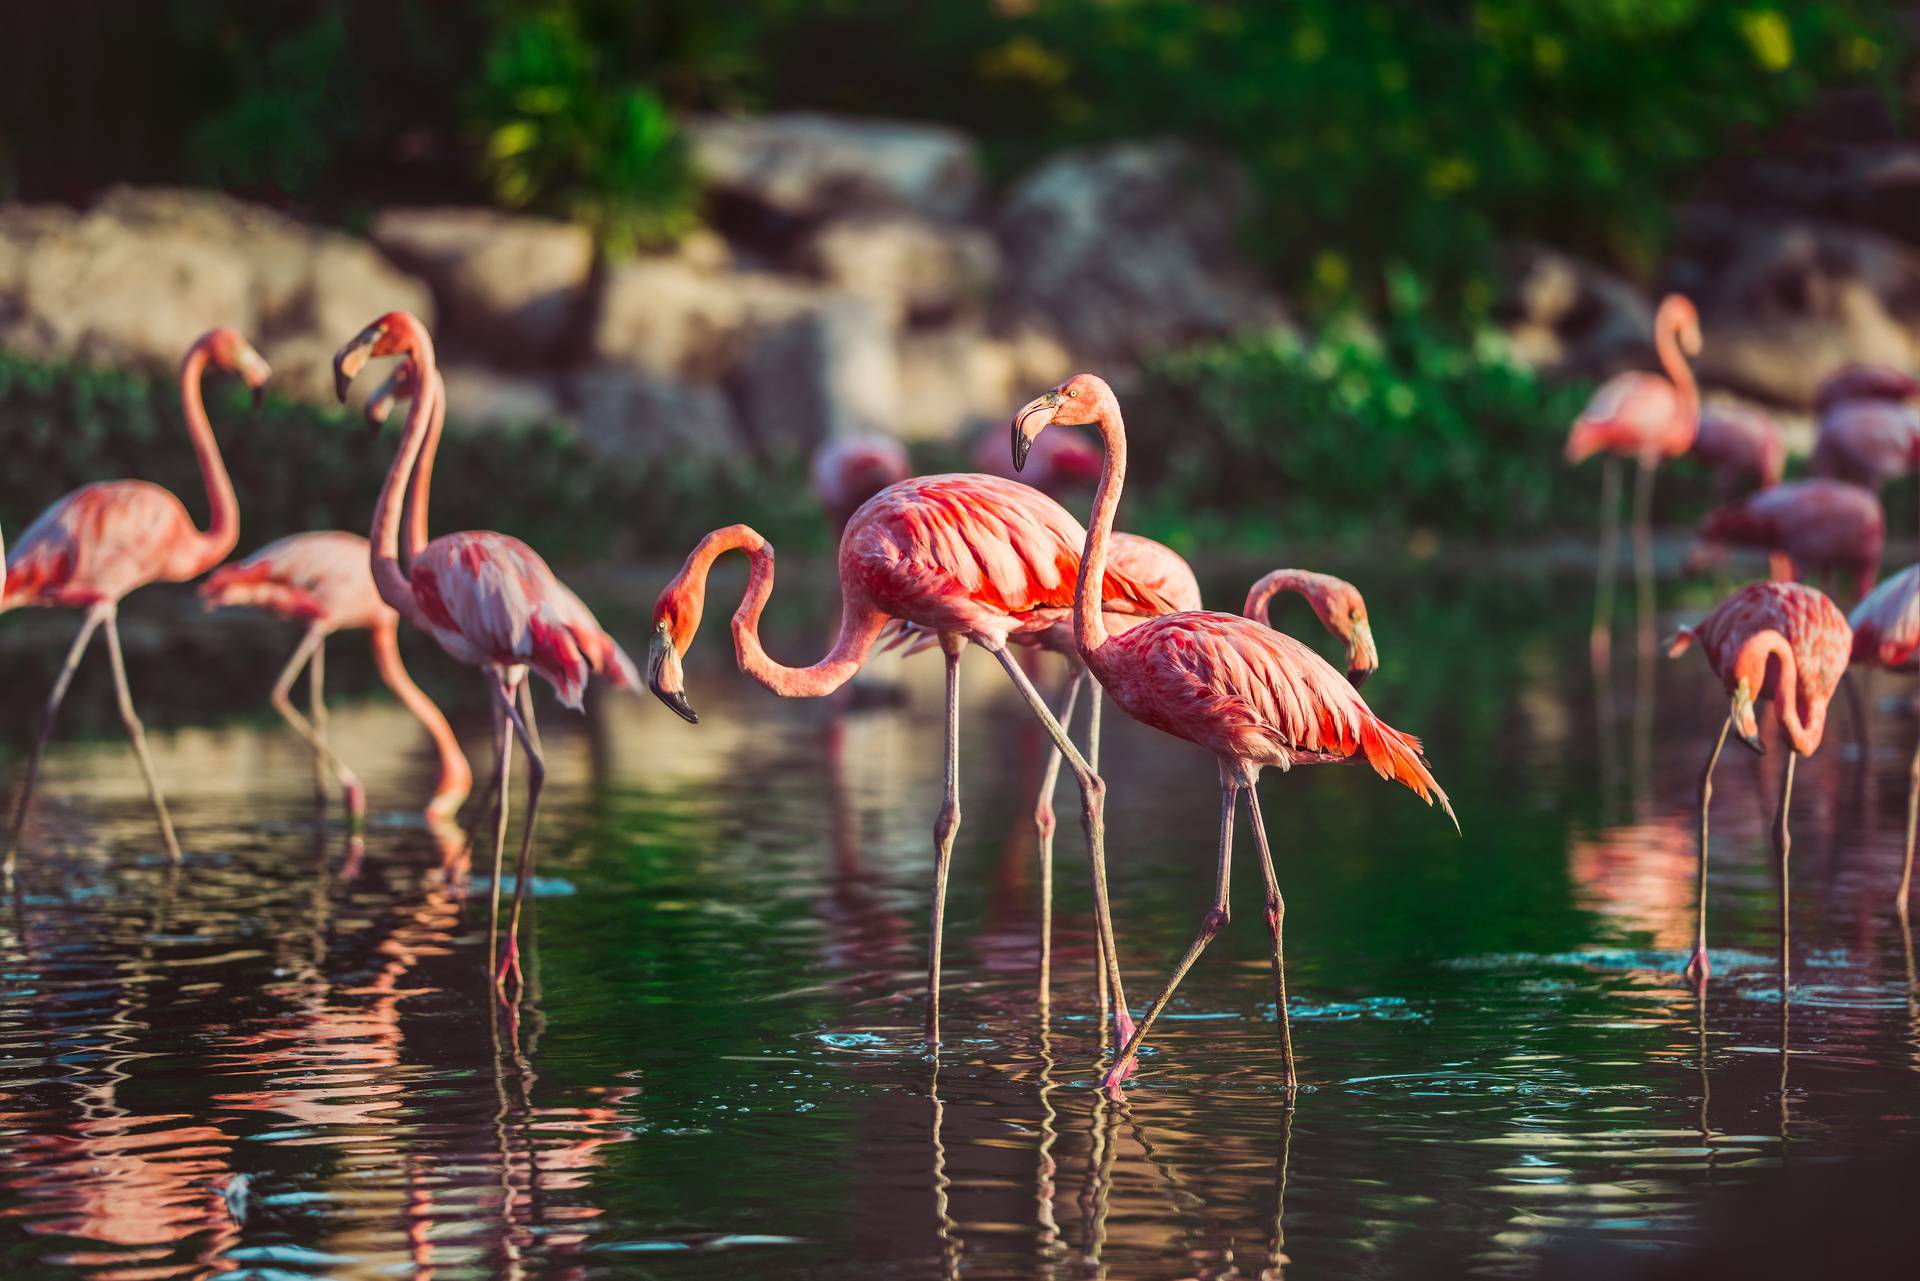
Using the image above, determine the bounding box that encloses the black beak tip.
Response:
[333,369,354,404]
[651,680,699,724]
[1011,426,1031,473]
[1347,666,1372,689]
[1738,731,1764,756]
[251,387,266,416]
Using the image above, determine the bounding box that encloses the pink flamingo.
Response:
[1564,294,1703,660]
[1811,364,1920,543]
[1693,479,1884,603]
[1668,581,1851,986]
[1244,570,1379,687]
[1691,404,1785,497]
[1848,564,1920,912]
[332,312,639,985]
[811,435,912,534]
[1011,374,1455,1091]
[2,328,270,874]
[647,478,1189,1048]
[1814,363,1920,414]
[199,531,474,827]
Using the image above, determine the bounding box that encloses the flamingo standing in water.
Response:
[1564,294,1703,661]
[332,312,639,985]
[1692,479,1884,604]
[2,328,270,874]
[199,530,473,827]
[811,435,912,534]
[1668,581,1851,985]
[648,477,1189,1050]
[1847,565,1920,912]
[1011,374,1456,1091]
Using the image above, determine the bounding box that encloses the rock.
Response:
[800,213,998,327]
[370,207,593,361]
[438,364,567,431]
[1670,210,1920,408]
[891,324,1074,442]
[592,252,819,381]
[996,141,1287,363]
[1497,243,1655,374]
[728,295,898,454]
[570,366,744,461]
[688,112,983,227]
[0,186,430,401]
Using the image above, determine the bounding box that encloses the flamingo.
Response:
[332,311,639,986]
[199,531,474,827]
[647,478,1191,1050]
[1564,294,1703,662]
[1814,362,1920,414]
[1667,581,1851,986]
[1243,570,1379,687]
[1691,404,1785,497]
[1011,374,1456,1092]
[1847,565,1920,912]
[2,328,270,874]
[1693,479,1884,604]
[811,435,912,534]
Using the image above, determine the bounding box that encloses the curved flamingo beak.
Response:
[1345,620,1378,688]
[1011,391,1060,473]
[648,625,698,724]
[333,323,383,403]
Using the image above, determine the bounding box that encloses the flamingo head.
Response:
[648,586,702,725]
[1011,373,1114,473]
[199,328,272,411]
[1657,293,1702,358]
[1322,580,1379,688]
[365,359,423,433]
[1729,675,1763,753]
[334,311,432,403]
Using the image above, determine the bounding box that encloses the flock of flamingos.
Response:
[0,300,1917,1097]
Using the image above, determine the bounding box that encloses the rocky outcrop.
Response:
[997,141,1288,363]
[1497,244,1655,375]
[687,112,984,225]
[370,207,592,362]
[0,187,431,401]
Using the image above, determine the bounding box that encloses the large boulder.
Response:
[1670,210,1920,408]
[728,295,898,453]
[437,364,568,431]
[1497,243,1655,374]
[0,187,431,401]
[996,141,1287,363]
[688,112,983,228]
[569,367,744,461]
[370,207,593,362]
[893,323,1072,442]
[799,212,998,327]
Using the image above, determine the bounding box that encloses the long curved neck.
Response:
[179,345,240,572]
[370,618,472,815]
[401,369,445,576]
[1075,399,1128,657]
[1740,631,1821,755]
[1244,570,1323,629]
[370,341,437,625]
[1656,309,1700,430]
[682,525,887,697]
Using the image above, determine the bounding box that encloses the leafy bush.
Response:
[0,354,822,569]
[1126,275,1597,547]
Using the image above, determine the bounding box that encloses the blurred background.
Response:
[3,1,1916,564]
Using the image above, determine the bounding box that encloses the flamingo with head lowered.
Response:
[1564,294,1702,662]
[2,328,270,875]
[1012,374,1456,1092]
[648,476,1192,1053]
[332,311,639,986]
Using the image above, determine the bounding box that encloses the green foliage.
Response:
[189,15,353,195]
[478,9,698,254]
[1128,275,1596,547]
[0,353,822,571]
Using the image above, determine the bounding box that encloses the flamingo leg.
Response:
[1901,711,1919,916]
[1032,665,1086,1013]
[270,624,365,829]
[1591,455,1622,667]
[309,632,331,803]
[987,645,1133,1052]
[1631,455,1657,653]
[517,678,542,756]
[495,671,545,990]
[460,686,539,865]
[1245,784,1297,1091]
[485,689,513,979]
[1686,715,1732,986]
[926,636,964,1048]
[1775,751,1798,1004]
[3,605,106,878]
[1102,776,1237,1091]
[101,607,182,863]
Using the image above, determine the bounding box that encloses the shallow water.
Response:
[0,558,1916,1279]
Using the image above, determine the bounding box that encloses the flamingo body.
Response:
[201,531,391,631]
[1565,371,1696,463]
[1810,400,1920,490]
[1849,564,1920,671]
[1814,363,1920,413]
[1696,479,1884,599]
[5,481,220,610]
[1692,405,1785,490]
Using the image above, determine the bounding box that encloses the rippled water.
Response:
[0,557,1915,1278]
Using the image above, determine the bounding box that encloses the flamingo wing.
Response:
[1850,564,1920,669]
[4,482,197,609]
[201,531,389,628]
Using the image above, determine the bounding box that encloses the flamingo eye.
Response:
[1066,387,1078,398]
